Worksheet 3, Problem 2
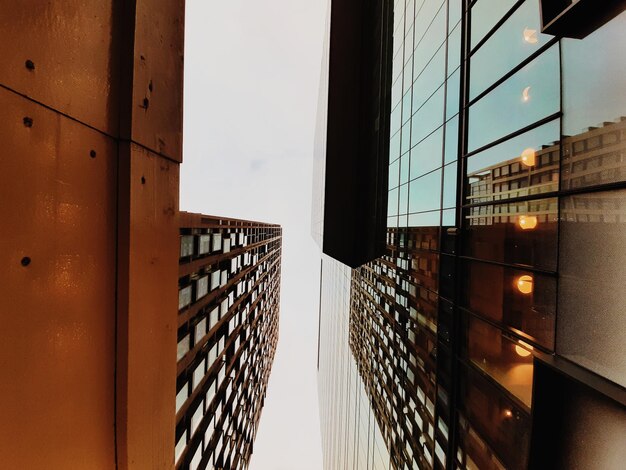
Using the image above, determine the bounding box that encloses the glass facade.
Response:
[176,213,282,470]
[318,255,391,469]
[318,1,626,469]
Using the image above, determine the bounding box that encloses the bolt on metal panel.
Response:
[0,0,121,135]
[129,0,185,162]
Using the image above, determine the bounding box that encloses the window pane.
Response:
[458,365,530,470]
[463,315,534,408]
[412,41,446,112]
[411,86,446,147]
[470,0,552,100]
[461,260,556,349]
[468,45,560,153]
[409,170,442,213]
[561,11,626,190]
[470,0,517,49]
[464,198,558,271]
[466,120,560,204]
[410,126,444,180]
[442,162,457,209]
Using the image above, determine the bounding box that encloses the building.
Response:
[0,4,281,469]
[176,213,282,470]
[0,2,183,467]
[316,1,626,469]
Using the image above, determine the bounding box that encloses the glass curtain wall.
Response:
[318,256,391,469]
[350,1,626,469]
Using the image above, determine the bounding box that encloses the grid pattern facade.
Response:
[175,212,281,470]
[318,256,391,470]
[350,227,442,470]
[320,1,626,469]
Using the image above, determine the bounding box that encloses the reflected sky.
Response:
[562,10,626,135]
[470,0,551,100]
[466,119,559,174]
[468,45,560,152]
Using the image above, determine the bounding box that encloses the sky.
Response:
[182,1,326,469]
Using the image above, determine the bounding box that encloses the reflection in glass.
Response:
[400,152,410,185]
[388,187,399,216]
[389,158,400,189]
[399,183,409,216]
[561,118,626,190]
[463,197,558,270]
[412,85,446,146]
[410,127,444,180]
[412,42,446,112]
[409,210,441,228]
[442,162,457,209]
[516,275,533,295]
[468,45,560,152]
[390,130,401,161]
[447,23,461,76]
[457,365,530,470]
[446,68,461,120]
[409,170,442,214]
[464,315,534,407]
[444,115,459,164]
[413,0,446,74]
[562,11,626,136]
[470,0,551,100]
[466,130,560,204]
[462,260,556,349]
[470,0,517,49]
[518,215,537,230]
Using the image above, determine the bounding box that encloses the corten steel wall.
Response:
[0,1,183,468]
[176,212,282,470]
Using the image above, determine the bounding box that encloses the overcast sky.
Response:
[182,1,325,468]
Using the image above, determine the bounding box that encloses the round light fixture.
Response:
[518,215,538,230]
[515,345,532,357]
[521,147,536,167]
[516,275,534,295]
[523,28,539,44]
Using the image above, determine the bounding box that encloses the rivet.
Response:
[25,59,35,71]
[21,257,31,267]
[90,150,97,158]
[23,117,33,127]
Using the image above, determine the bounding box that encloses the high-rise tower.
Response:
[316,1,626,468]
[176,212,282,469]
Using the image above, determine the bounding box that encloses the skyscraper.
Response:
[176,212,282,469]
[316,1,626,469]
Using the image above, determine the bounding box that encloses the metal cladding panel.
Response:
[540,0,626,38]
[0,0,120,135]
[0,86,117,467]
[322,0,392,268]
[117,143,179,468]
[130,0,185,162]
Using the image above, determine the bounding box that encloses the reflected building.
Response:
[176,212,281,470]
[316,0,626,469]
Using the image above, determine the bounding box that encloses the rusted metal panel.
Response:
[130,0,185,162]
[0,86,117,467]
[116,143,179,469]
[0,0,120,135]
